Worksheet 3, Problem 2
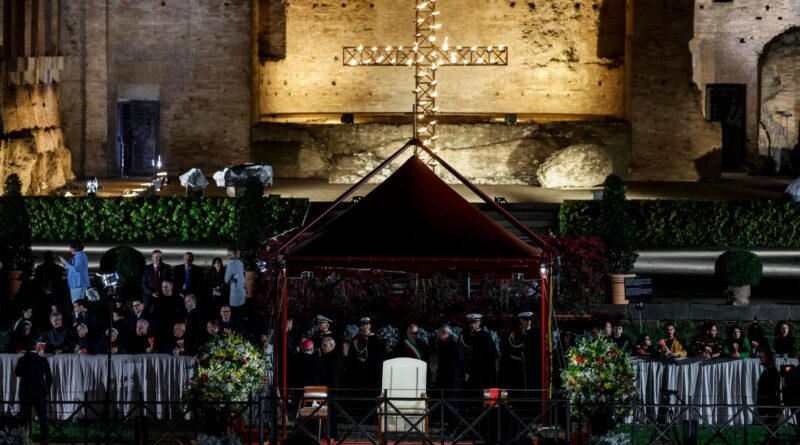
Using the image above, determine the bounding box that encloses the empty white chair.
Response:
[378,358,428,443]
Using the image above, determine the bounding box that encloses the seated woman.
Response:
[8,320,34,353]
[692,321,723,360]
[773,321,796,358]
[75,323,92,353]
[94,328,127,355]
[634,333,657,357]
[748,322,771,358]
[723,324,750,359]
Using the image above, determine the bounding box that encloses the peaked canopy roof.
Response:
[285,155,542,272]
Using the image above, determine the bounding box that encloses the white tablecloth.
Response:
[0,354,195,419]
[635,357,798,425]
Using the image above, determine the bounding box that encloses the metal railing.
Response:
[4,390,800,444]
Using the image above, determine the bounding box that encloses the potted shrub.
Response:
[715,249,762,306]
[235,178,266,297]
[0,174,33,298]
[597,174,638,304]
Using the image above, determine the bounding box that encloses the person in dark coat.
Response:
[218,305,246,337]
[311,314,337,351]
[141,250,172,309]
[183,294,204,355]
[15,340,53,444]
[320,336,345,440]
[749,322,771,358]
[396,324,428,361]
[207,257,227,314]
[9,320,35,353]
[610,321,634,353]
[500,312,541,395]
[173,252,205,298]
[297,340,324,387]
[39,312,75,354]
[431,325,466,433]
[459,313,498,390]
[33,251,66,327]
[94,328,127,355]
[348,317,384,392]
[757,350,782,443]
[150,280,181,346]
[773,321,796,358]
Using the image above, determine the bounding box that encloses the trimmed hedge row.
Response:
[25,196,309,243]
[559,200,800,248]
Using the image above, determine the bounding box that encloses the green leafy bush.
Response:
[100,246,146,284]
[714,250,763,287]
[598,174,637,274]
[560,200,800,248]
[24,196,307,243]
[0,174,33,269]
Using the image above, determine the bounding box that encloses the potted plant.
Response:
[715,249,762,306]
[561,336,638,438]
[235,178,266,297]
[598,174,638,304]
[0,174,33,298]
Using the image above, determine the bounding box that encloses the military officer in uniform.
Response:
[501,311,541,394]
[348,316,384,391]
[311,314,336,350]
[459,313,498,390]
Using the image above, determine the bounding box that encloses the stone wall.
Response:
[257,0,626,117]
[758,28,800,169]
[628,0,721,181]
[251,120,630,184]
[60,0,252,177]
[0,85,73,194]
[691,0,800,160]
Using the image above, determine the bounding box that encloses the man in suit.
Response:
[173,252,204,298]
[183,294,203,355]
[141,250,172,309]
[16,340,53,444]
[218,305,246,337]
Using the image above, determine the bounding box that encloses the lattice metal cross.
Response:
[343,0,508,154]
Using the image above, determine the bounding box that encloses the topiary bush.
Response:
[598,174,637,274]
[100,246,145,284]
[714,249,763,287]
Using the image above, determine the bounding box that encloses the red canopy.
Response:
[285,155,543,274]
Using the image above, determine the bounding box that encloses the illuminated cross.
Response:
[343,0,508,155]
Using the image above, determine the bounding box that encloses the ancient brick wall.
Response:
[692,0,800,162]
[628,0,721,181]
[257,0,626,117]
[60,0,252,177]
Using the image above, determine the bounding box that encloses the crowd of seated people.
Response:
[4,248,259,356]
[587,319,795,361]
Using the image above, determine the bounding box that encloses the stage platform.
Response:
[56,173,790,203]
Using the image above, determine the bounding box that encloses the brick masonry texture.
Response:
[692,0,800,161]
[60,0,252,177]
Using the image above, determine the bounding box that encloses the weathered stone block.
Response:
[536,144,613,188]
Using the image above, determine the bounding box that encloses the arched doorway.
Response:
[758,27,800,173]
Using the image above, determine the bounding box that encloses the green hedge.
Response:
[25,196,309,243]
[560,200,800,248]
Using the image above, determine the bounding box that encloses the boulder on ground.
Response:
[536,144,613,188]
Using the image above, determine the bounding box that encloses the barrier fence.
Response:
[3,390,800,444]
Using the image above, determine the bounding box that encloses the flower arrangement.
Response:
[561,336,638,416]
[184,332,267,414]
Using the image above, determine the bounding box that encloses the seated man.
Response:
[218,305,246,337]
[163,323,188,356]
[127,319,157,354]
[95,328,127,355]
[40,312,75,354]
[657,321,687,359]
